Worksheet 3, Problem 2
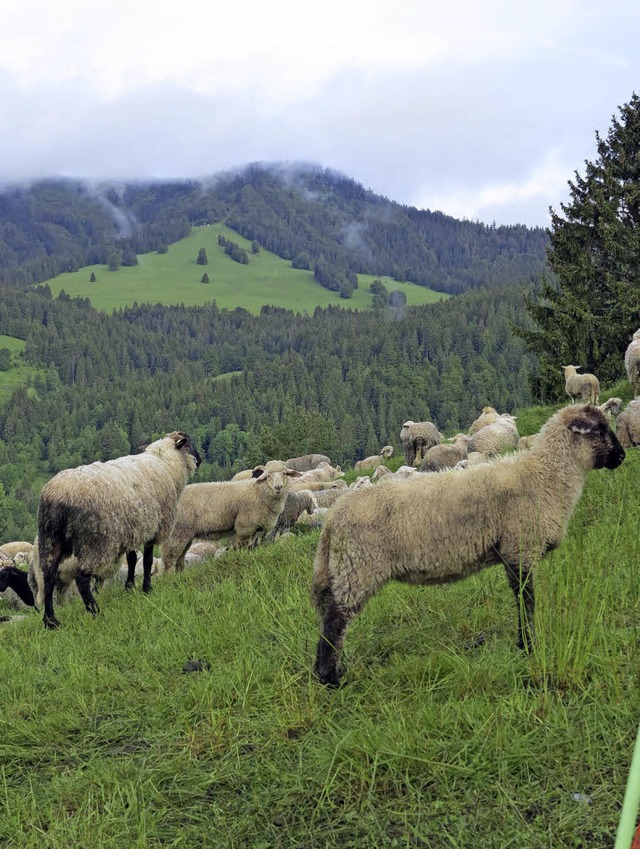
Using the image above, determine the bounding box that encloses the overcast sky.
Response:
[1,0,638,227]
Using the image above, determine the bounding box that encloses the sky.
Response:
[1,0,639,228]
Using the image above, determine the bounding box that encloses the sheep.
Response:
[162,460,301,571]
[285,454,332,472]
[563,365,600,405]
[400,421,441,466]
[0,565,35,608]
[350,476,374,491]
[624,330,640,398]
[420,434,471,472]
[599,397,623,424]
[453,451,488,469]
[372,465,392,482]
[354,446,394,473]
[34,431,201,629]
[268,489,318,539]
[468,406,500,436]
[615,399,640,448]
[467,414,519,457]
[0,541,34,561]
[295,462,343,484]
[517,434,540,451]
[379,465,419,482]
[311,404,625,686]
[314,487,350,509]
[291,478,348,493]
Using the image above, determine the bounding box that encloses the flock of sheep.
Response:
[1,329,640,687]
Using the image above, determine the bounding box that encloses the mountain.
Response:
[0,164,549,294]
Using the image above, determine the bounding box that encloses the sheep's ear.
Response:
[285,468,303,478]
[167,431,189,449]
[252,465,266,479]
[569,413,601,435]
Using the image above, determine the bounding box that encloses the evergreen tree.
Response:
[89,271,97,282]
[522,92,640,394]
[201,272,210,284]
[107,249,121,272]
[197,247,208,265]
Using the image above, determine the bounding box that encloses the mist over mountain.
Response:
[0,163,549,293]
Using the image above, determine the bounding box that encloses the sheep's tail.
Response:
[311,524,333,616]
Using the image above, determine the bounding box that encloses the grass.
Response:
[44,224,447,314]
[1,429,638,848]
[0,335,41,407]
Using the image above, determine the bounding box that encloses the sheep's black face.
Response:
[173,431,202,468]
[601,430,625,470]
[569,407,625,470]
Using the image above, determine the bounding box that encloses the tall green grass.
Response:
[1,440,637,847]
[45,224,447,314]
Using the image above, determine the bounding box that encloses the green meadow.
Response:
[45,224,447,314]
[0,399,637,848]
[0,335,41,407]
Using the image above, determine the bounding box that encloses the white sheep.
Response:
[0,541,34,561]
[598,397,623,424]
[467,414,519,457]
[372,465,392,482]
[34,431,201,629]
[468,406,500,436]
[268,489,318,539]
[615,399,640,448]
[624,330,640,398]
[311,404,625,686]
[420,433,471,472]
[290,478,348,493]
[162,460,301,571]
[285,454,332,472]
[400,421,441,466]
[350,476,374,491]
[314,487,350,509]
[295,462,344,484]
[354,446,394,473]
[563,365,600,405]
[453,451,488,469]
[517,434,540,451]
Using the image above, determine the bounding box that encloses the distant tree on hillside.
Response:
[251,240,260,254]
[157,243,168,254]
[201,272,210,284]
[197,247,208,265]
[107,250,121,272]
[522,92,640,393]
[89,272,97,282]
[0,348,11,370]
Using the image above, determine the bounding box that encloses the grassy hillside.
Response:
[0,334,41,407]
[1,405,637,848]
[45,224,447,314]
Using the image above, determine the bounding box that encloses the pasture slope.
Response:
[0,398,638,848]
[45,224,447,314]
[0,335,41,407]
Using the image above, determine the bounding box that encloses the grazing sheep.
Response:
[34,431,201,629]
[350,476,374,491]
[420,434,471,472]
[372,465,392,482]
[467,414,519,457]
[468,406,500,436]
[615,399,640,448]
[291,479,348,493]
[312,404,624,686]
[354,446,394,473]
[268,489,318,539]
[517,434,540,451]
[599,397,623,424]
[0,565,35,608]
[453,451,488,470]
[285,454,332,472]
[295,462,344,484]
[0,541,34,561]
[314,487,350,509]
[400,421,441,466]
[563,365,600,405]
[624,330,640,398]
[162,460,301,571]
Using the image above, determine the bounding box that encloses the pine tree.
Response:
[196,247,208,265]
[201,272,210,284]
[522,92,640,394]
[89,271,97,282]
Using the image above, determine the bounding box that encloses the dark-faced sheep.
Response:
[35,431,201,629]
[312,405,624,687]
[400,421,441,466]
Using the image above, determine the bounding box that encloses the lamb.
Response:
[624,329,640,398]
[468,406,500,436]
[400,421,442,466]
[420,434,471,472]
[563,365,600,405]
[162,460,301,571]
[34,431,201,629]
[285,454,332,472]
[268,489,318,539]
[354,446,394,473]
[311,404,625,686]
[0,565,35,608]
[467,414,519,457]
[615,399,640,448]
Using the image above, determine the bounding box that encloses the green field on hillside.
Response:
[45,225,447,314]
[0,335,41,406]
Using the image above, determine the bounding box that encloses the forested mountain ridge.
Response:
[0,164,548,294]
[0,282,539,541]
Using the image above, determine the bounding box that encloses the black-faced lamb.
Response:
[563,365,600,405]
[400,421,441,466]
[312,404,624,687]
[162,460,301,571]
[34,431,201,629]
[624,329,640,398]
[0,565,35,608]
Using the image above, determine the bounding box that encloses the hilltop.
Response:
[0,163,549,295]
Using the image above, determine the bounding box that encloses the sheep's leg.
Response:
[75,571,99,616]
[41,541,64,629]
[314,594,354,688]
[125,550,137,591]
[504,563,535,651]
[141,542,154,594]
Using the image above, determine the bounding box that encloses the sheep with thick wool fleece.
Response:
[295,462,343,484]
[0,541,34,561]
[420,433,471,471]
[162,460,301,571]
[468,406,500,436]
[400,421,441,466]
[625,330,640,397]
[284,454,332,472]
[563,365,600,405]
[312,404,625,687]
[467,414,519,457]
[35,431,201,629]
[354,446,394,473]
[615,399,640,448]
[268,489,318,539]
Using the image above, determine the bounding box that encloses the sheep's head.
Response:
[166,431,202,471]
[558,405,625,470]
[253,461,302,496]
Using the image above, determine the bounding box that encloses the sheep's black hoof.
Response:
[43,615,60,630]
[124,580,135,592]
[315,664,343,688]
[142,584,153,595]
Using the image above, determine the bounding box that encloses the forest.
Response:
[0,281,539,542]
